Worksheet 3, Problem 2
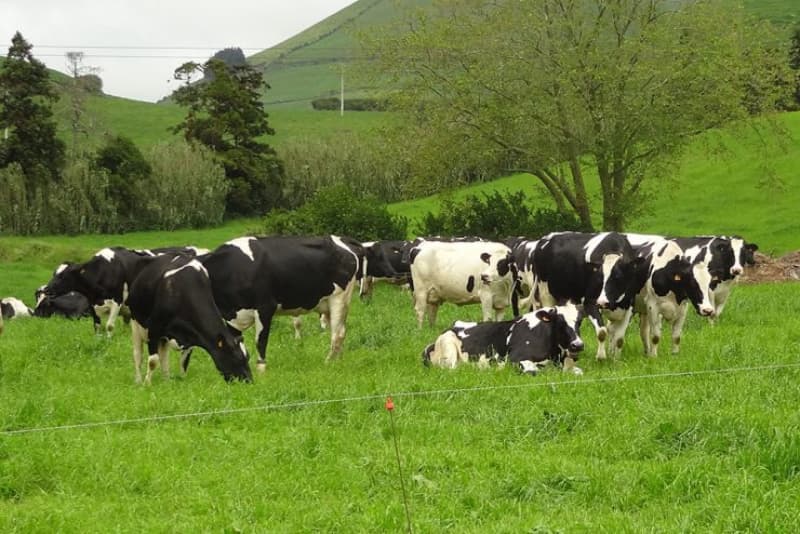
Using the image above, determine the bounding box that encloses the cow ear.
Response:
[480,252,491,264]
[746,243,758,252]
[652,268,671,296]
[535,309,552,322]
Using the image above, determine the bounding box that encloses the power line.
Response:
[3,362,798,437]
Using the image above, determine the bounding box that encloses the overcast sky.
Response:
[0,0,357,102]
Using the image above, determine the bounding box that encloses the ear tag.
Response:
[217,339,224,348]
[80,269,86,274]
[673,274,682,282]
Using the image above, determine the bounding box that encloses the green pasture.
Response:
[1,273,800,531]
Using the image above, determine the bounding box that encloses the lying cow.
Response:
[1,297,33,333]
[126,254,252,384]
[422,304,584,375]
[33,291,94,319]
[407,239,519,327]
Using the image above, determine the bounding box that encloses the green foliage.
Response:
[261,184,407,241]
[280,134,411,207]
[94,135,151,229]
[0,32,65,192]
[417,191,584,239]
[365,0,793,231]
[311,97,389,111]
[141,142,229,230]
[171,58,285,217]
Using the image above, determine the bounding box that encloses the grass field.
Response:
[2,270,800,531]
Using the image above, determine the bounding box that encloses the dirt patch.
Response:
[739,251,800,283]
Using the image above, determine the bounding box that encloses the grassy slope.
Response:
[390,112,800,255]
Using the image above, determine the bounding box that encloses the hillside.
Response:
[246,0,799,109]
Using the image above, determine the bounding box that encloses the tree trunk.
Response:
[567,156,593,230]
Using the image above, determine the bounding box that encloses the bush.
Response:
[416,191,584,240]
[261,184,407,241]
[142,142,229,230]
[94,135,152,230]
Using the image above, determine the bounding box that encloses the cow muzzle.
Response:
[731,266,743,276]
[699,306,715,317]
[569,339,585,353]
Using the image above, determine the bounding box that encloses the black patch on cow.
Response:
[480,252,491,265]
[0,301,13,319]
[466,275,475,293]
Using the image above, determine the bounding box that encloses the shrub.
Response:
[94,135,151,231]
[261,184,407,241]
[416,191,584,240]
[142,142,229,230]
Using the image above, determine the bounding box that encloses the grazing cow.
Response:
[531,232,638,360]
[634,240,715,357]
[359,240,412,299]
[33,291,94,319]
[422,304,585,375]
[126,254,252,384]
[200,235,364,371]
[406,239,518,327]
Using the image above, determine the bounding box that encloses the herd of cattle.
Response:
[0,231,757,383]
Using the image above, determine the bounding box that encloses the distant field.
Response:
[390,111,800,255]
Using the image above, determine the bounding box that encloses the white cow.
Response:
[407,240,518,327]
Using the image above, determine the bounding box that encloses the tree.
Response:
[0,32,65,194]
[64,51,100,152]
[94,135,151,228]
[363,0,791,231]
[790,25,800,109]
[171,58,284,216]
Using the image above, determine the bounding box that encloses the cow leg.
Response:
[292,316,302,340]
[144,336,164,385]
[608,308,633,359]
[327,282,355,361]
[159,342,171,379]
[584,303,608,360]
[319,312,329,331]
[426,303,439,327]
[646,306,662,357]
[90,306,103,335]
[413,290,427,327]
[104,301,121,337]
[131,320,147,384]
[670,303,689,355]
[254,305,277,372]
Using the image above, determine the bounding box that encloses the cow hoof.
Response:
[256,361,267,373]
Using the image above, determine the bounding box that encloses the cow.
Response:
[673,235,757,321]
[33,291,94,319]
[507,237,540,313]
[406,239,519,327]
[1,297,33,322]
[422,303,585,375]
[359,240,412,300]
[199,235,364,372]
[634,240,715,356]
[126,254,252,384]
[530,231,639,360]
[40,246,203,335]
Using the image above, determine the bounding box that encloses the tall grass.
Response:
[1,281,799,531]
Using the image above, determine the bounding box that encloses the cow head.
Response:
[729,237,758,276]
[479,251,517,286]
[596,253,649,311]
[527,305,585,357]
[44,258,118,305]
[209,328,253,383]
[652,255,715,317]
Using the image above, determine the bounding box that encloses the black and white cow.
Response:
[200,235,364,372]
[634,240,715,356]
[359,240,412,300]
[126,254,252,384]
[406,239,519,327]
[507,237,540,313]
[422,304,585,375]
[673,235,757,320]
[1,297,33,324]
[33,291,94,319]
[530,231,638,360]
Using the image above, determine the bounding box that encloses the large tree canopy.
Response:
[365,0,791,230]
[0,32,65,193]
[171,58,284,217]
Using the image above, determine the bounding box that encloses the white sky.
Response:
[0,1,357,102]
